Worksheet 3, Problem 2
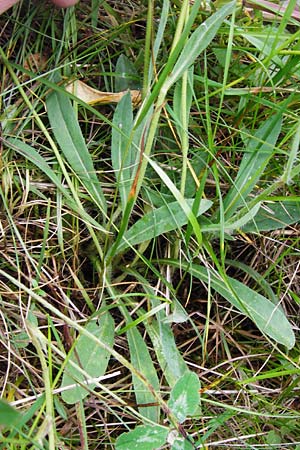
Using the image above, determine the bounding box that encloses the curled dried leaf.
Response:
[65,79,141,107]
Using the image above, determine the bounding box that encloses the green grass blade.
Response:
[61,311,115,404]
[46,91,107,215]
[161,260,295,349]
[127,327,160,422]
[116,199,212,254]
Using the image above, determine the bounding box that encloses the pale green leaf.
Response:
[147,317,189,388]
[115,54,140,91]
[6,138,106,232]
[127,326,160,422]
[242,200,300,232]
[223,113,282,219]
[168,372,200,423]
[61,312,114,404]
[165,2,235,88]
[47,91,107,214]
[117,199,212,253]
[0,399,20,427]
[170,433,195,450]
[111,91,134,210]
[116,424,168,450]
[162,260,295,349]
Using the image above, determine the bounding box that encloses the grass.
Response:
[0,0,300,448]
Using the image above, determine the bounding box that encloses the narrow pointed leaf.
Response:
[223,113,282,219]
[117,199,212,253]
[47,91,107,214]
[127,326,160,422]
[162,260,295,349]
[111,91,134,210]
[166,2,235,88]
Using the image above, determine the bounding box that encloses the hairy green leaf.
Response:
[242,201,300,232]
[161,260,295,349]
[111,91,134,210]
[127,326,160,422]
[61,312,114,404]
[168,372,200,423]
[116,424,168,450]
[115,54,140,91]
[117,199,212,253]
[47,91,107,214]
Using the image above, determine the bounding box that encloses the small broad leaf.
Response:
[168,372,200,423]
[116,424,168,450]
[117,199,212,253]
[162,260,295,349]
[168,430,195,450]
[0,399,20,427]
[115,54,140,91]
[147,317,189,388]
[47,90,107,214]
[127,326,160,422]
[61,311,114,404]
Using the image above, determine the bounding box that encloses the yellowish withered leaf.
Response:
[65,79,141,107]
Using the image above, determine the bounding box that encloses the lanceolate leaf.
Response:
[116,199,212,253]
[127,271,189,387]
[115,54,140,91]
[7,138,107,232]
[242,200,300,232]
[111,91,134,210]
[223,113,282,219]
[47,91,107,214]
[127,326,160,422]
[61,311,114,404]
[165,2,235,89]
[161,260,295,349]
